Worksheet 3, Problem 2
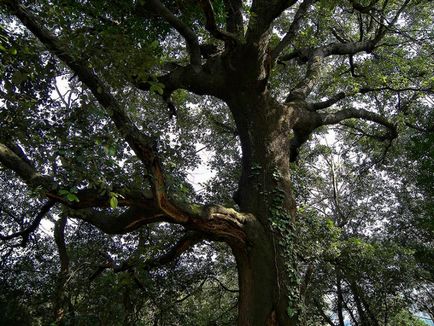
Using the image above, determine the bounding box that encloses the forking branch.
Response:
[198,0,239,44]
[145,0,201,68]
[271,0,318,61]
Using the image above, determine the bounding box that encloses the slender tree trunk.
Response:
[336,273,345,326]
[53,215,71,325]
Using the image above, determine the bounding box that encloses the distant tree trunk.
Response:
[337,273,346,326]
[53,216,71,325]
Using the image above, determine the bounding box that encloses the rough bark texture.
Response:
[227,94,299,326]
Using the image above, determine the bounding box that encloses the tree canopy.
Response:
[0,0,433,325]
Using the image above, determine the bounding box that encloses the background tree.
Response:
[293,124,433,325]
[0,0,432,325]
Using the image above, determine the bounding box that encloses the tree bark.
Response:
[226,92,300,326]
[231,222,297,326]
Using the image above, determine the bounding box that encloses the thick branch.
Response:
[246,0,298,42]
[65,206,165,235]
[281,32,386,67]
[133,58,225,100]
[349,0,379,14]
[54,216,69,273]
[146,0,201,67]
[146,232,205,268]
[0,142,55,190]
[320,107,398,138]
[53,215,70,323]
[286,50,324,101]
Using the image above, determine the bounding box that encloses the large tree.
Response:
[0,0,432,325]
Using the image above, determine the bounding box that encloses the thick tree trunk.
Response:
[226,93,300,326]
[231,221,297,326]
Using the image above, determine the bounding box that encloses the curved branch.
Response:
[349,0,379,14]
[89,231,205,280]
[289,0,411,62]
[1,143,248,243]
[320,107,398,139]
[132,56,225,100]
[0,141,152,212]
[308,92,347,111]
[209,276,239,293]
[146,232,205,268]
[146,0,201,67]
[0,200,56,245]
[286,1,402,100]
[277,51,301,63]
[309,85,433,111]
[64,204,166,235]
[0,142,55,190]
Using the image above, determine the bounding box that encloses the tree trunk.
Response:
[231,221,298,326]
[336,273,345,326]
[227,93,300,326]
[53,215,71,325]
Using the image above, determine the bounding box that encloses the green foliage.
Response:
[59,188,80,202]
[294,124,434,325]
[390,310,427,326]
